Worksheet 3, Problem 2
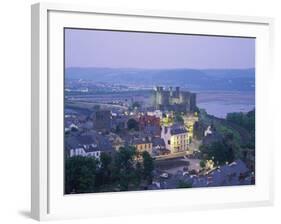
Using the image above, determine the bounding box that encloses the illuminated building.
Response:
[133,138,153,155]
[183,113,199,140]
[161,125,190,153]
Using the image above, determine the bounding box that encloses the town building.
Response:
[91,110,111,131]
[204,125,213,136]
[138,114,161,136]
[202,126,222,145]
[183,113,198,136]
[107,133,125,150]
[65,134,114,160]
[111,115,128,131]
[133,138,153,155]
[70,145,102,159]
[192,160,251,187]
[147,110,163,119]
[152,137,169,155]
[161,125,190,153]
[139,114,160,129]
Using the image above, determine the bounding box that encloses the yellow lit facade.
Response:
[134,143,153,154]
[183,113,198,140]
[161,116,173,127]
[170,133,189,153]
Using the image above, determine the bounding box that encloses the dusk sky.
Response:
[65,28,255,69]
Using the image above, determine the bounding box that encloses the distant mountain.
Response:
[65,67,255,91]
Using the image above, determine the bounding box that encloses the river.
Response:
[196,91,255,118]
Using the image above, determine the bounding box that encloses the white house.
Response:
[66,134,114,160]
[161,125,189,153]
[69,147,101,160]
[204,125,213,136]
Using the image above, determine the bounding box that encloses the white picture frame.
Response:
[31,2,274,221]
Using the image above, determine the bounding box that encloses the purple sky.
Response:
[65,28,255,69]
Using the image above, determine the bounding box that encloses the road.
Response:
[155,151,187,160]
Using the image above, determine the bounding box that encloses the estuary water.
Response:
[196,91,255,118]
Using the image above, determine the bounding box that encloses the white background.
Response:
[0,0,280,223]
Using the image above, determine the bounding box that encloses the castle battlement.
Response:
[153,86,196,112]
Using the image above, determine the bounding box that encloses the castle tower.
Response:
[154,86,163,109]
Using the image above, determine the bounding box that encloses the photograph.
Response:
[64,28,255,194]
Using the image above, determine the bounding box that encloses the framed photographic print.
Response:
[31,2,274,221]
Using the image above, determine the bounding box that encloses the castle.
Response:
[153,86,196,112]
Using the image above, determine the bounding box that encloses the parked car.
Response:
[160,172,169,178]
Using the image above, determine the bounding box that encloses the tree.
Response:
[200,160,206,169]
[65,146,156,193]
[142,151,154,184]
[193,121,205,140]
[65,156,97,194]
[134,161,143,187]
[200,139,236,166]
[98,152,112,185]
[174,113,184,124]
[127,118,139,131]
[226,110,255,133]
[113,146,137,191]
